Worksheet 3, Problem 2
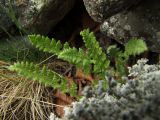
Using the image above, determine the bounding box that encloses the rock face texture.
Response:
[83,0,160,53]
[83,0,142,22]
[0,1,16,37]
[0,0,75,37]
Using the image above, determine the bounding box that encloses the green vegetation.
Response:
[9,29,148,97]
[107,39,148,76]
[28,29,110,77]
[9,61,77,97]
[0,38,47,62]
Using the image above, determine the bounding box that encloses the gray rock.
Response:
[100,0,160,52]
[0,0,75,36]
[0,0,16,37]
[83,0,142,22]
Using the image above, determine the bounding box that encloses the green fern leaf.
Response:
[58,48,91,73]
[68,82,77,97]
[8,62,76,94]
[28,35,62,54]
[80,29,103,59]
[80,29,110,76]
[125,39,148,56]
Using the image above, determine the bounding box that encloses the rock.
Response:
[100,0,160,52]
[0,0,16,37]
[83,0,142,22]
[0,0,75,37]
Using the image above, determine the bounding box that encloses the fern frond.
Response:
[93,53,110,76]
[107,45,122,58]
[80,29,103,59]
[125,39,148,56]
[80,29,110,76]
[8,62,76,94]
[59,48,91,73]
[28,30,110,76]
[28,35,63,54]
[107,39,148,77]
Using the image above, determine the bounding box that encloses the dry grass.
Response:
[0,60,68,120]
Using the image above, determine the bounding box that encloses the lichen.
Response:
[52,59,160,120]
[30,0,48,10]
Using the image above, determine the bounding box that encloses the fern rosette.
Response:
[8,29,148,97]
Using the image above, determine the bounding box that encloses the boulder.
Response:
[100,0,160,52]
[83,0,142,22]
[83,0,160,53]
[0,0,75,37]
[0,0,15,37]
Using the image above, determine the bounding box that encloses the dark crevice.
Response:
[47,0,100,48]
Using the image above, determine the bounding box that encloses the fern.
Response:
[80,29,102,58]
[9,29,148,97]
[80,29,110,76]
[9,62,77,96]
[28,35,62,54]
[124,39,148,56]
[28,29,110,77]
[107,38,148,76]
[58,48,91,73]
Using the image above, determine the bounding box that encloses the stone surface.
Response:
[83,0,142,22]
[0,0,75,37]
[100,0,160,52]
[83,0,160,53]
[0,0,16,37]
